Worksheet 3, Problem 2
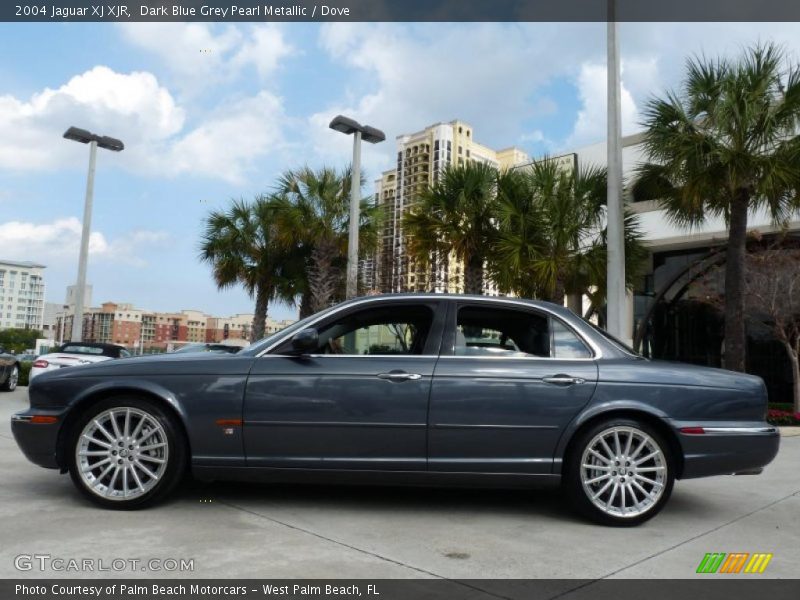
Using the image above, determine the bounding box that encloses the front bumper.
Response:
[11,409,66,469]
[675,422,780,479]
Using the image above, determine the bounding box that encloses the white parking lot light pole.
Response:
[63,127,124,342]
[329,115,385,299]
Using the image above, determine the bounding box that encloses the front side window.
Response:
[454,305,591,359]
[314,304,435,356]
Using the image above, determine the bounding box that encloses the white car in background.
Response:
[30,343,131,380]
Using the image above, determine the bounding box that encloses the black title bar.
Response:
[4,0,800,22]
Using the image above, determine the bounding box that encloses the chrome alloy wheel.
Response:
[579,426,667,518]
[76,407,169,501]
[7,366,18,390]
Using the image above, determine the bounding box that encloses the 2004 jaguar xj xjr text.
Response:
[12,295,779,525]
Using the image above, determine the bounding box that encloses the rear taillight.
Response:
[32,359,48,368]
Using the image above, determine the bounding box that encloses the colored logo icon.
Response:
[696,553,773,574]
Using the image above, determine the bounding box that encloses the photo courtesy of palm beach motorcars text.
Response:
[2,1,800,599]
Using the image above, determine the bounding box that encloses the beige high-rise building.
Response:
[372,120,529,294]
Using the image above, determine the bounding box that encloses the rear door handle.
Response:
[377,371,422,382]
[542,375,585,386]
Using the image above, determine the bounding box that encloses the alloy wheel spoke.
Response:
[635,451,660,465]
[92,463,115,486]
[592,479,614,500]
[623,431,634,457]
[586,473,611,485]
[82,457,111,473]
[138,455,165,464]
[138,442,166,452]
[93,420,115,442]
[123,408,131,439]
[135,461,159,481]
[599,437,615,461]
[109,410,122,439]
[106,467,120,496]
[129,463,146,493]
[587,449,611,464]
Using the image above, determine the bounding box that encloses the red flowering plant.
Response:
[767,409,800,426]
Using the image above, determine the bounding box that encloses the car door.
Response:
[428,302,598,474]
[244,300,445,470]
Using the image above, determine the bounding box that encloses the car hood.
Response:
[38,353,112,365]
[35,352,256,379]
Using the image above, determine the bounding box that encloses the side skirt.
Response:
[191,465,561,490]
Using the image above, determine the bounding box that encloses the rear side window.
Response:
[454,306,591,359]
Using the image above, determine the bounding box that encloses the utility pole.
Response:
[606,1,627,339]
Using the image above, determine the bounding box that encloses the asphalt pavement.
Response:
[1,387,798,580]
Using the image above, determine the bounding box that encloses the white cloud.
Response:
[564,62,639,149]
[167,91,287,184]
[0,66,184,172]
[0,218,169,267]
[0,66,288,184]
[118,23,293,90]
[307,23,603,178]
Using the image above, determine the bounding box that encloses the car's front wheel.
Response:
[564,418,675,526]
[1,365,18,391]
[67,397,186,509]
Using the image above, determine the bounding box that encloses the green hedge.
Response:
[18,361,32,387]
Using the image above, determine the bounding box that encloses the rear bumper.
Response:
[10,410,65,469]
[675,423,780,479]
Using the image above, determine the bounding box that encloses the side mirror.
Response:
[290,328,319,355]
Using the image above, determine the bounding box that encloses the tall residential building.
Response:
[0,260,46,330]
[372,120,529,294]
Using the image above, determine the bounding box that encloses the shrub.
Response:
[18,361,32,387]
[767,408,800,426]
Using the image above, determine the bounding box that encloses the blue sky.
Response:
[1,22,798,321]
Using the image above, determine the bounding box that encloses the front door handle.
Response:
[542,375,586,386]
[377,371,422,382]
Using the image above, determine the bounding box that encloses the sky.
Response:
[1,21,799,321]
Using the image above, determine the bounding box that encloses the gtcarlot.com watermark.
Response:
[14,554,194,573]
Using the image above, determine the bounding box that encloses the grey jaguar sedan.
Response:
[12,294,779,525]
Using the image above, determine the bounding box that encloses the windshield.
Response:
[238,307,337,356]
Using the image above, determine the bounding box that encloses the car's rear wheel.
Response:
[1,365,18,391]
[67,397,186,509]
[564,418,674,526]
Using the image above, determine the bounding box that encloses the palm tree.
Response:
[495,161,605,303]
[271,167,381,316]
[199,198,302,341]
[491,162,647,309]
[634,43,800,372]
[403,162,499,294]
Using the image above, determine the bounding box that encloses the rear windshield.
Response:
[59,345,105,355]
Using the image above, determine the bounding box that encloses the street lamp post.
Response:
[329,115,385,299]
[606,1,627,341]
[63,126,124,342]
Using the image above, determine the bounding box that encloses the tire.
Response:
[563,418,675,526]
[67,396,187,509]
[1,365,18,391]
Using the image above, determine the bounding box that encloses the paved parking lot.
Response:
[1,387,798,580]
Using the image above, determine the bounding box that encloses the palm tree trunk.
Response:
[251,284,269,342]
[308,239,340,313]
[464,256,484,295]
[299,290,313,319]
[553,277,566,307]
[723,191,749,372]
